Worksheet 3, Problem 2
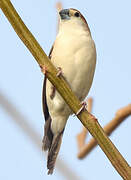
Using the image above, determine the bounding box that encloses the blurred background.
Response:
[0,0,131,179]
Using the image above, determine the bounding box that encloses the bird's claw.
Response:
[50,86,56,99]
[50,67,63,99]
[57,67,63,77]
[76,101,87,116]
[40,65,47,75]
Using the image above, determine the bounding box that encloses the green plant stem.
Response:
[0,0,131,179]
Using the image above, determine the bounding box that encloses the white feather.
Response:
[46,17,96,134]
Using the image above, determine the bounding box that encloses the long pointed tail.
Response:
[42,116,64,174]
[42,117,53,151]
[47,132,63,174]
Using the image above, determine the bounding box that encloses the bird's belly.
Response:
[46,39,96,134]
[53,44,96,101]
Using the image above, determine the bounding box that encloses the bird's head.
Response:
[59,8,90,33]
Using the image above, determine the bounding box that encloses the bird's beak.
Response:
[59,9,70,20]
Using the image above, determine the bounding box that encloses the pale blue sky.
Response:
[0,0,131,179]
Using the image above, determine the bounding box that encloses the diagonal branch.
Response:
[78,104,131,159]
[0,0,131,179]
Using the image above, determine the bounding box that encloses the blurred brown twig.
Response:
[56,2,62,32]
[0,91,81,180]
[56,2,62,12]
[78,104,131,159]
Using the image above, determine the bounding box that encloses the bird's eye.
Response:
[74,12,80,17]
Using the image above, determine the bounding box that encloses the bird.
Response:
[42,8,96,174]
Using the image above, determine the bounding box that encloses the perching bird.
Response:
[42,8,96,174]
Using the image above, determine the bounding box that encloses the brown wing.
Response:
[42,44,65,174]
[42,45,54,120]
[42,45,54,151]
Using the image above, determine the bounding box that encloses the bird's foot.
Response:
[56,67,63,77]
[76,101,87,116]
[50,86,56,99]
[40,65,47,75]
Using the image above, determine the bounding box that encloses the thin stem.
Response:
[0,0,131,179]
[78,104,131,159]
[0,92,81,180]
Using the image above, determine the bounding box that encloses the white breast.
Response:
[46,19,96,133]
